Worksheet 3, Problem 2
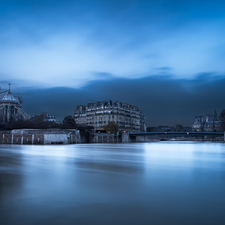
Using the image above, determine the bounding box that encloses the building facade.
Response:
[192,110,222,132]
[74,100,146,132]
[0,84,31,123]
[42,113,56,122]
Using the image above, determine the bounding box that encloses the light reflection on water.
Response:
[0,142,225,225]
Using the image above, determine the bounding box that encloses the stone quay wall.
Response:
[121,133,160,142]
[1,130,224,144]
[89,133,121,143]
[0,129,122,144]
[0,133,45,145]
[0,129,81,145]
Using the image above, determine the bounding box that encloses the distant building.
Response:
[74,100,146,132]
[0,84,31,123]
[32,112,56,122]
[192,110,222,132]
[74,105,87,125]
[42,113,56,122]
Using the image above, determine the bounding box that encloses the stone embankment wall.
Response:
[135,136,160,142]
[0,129,81,145]
[122,133,129,143]
[122,133,160,142]
[0,133,45,144]
[89,133,121,143]
[0,129,121,144]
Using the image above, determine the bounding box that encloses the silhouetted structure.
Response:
[0,84,31,123]
[32,112,56,122]
[192,110,222,132]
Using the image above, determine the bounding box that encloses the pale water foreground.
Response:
[0,142,225,225]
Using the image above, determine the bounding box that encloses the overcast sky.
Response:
[0,0,225,126]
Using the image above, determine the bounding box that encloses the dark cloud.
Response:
[12,74,225,127]
[0,0,225,126]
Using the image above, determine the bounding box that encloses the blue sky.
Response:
[1,0,225,88]
[0,0,225,124]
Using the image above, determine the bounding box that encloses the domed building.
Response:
[0,83,31,123]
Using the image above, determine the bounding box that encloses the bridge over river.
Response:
[130,132,224,137]
[121,131,225,142]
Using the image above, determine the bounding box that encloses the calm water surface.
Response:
[0,142,225,225]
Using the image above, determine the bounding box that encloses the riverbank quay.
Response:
[0,129,122,144]
[0,130,224,144]
[0,129,83,145]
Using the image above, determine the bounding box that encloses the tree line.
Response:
[0,115,93,131]
[0,115,119,133]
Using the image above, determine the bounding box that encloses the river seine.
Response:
[1,142,225,225]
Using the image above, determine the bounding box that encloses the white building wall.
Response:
[44,134,68,144]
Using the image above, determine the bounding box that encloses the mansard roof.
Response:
[86,100,143,110]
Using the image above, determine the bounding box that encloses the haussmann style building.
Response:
[0,84,31,123]
[74,100,146,132]
[192,110,222,132]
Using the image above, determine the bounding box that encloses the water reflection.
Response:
[74,144,143,174]
[0,142,225,225]
[0,146,23,198]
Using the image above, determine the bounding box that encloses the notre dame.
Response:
[0,83,31,123]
